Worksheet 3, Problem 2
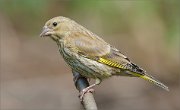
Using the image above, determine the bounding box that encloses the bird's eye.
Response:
[53,22,57,27]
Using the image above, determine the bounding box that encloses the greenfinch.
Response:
[40,16,169,99]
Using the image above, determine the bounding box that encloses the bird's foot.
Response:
[79,88,94,102]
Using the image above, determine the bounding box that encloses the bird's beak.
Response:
[40,26,51,37]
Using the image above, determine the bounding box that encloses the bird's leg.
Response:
[79,78,101,101]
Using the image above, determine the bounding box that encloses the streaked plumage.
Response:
[40,16,169,96]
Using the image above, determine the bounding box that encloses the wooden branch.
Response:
[72,70,98,110]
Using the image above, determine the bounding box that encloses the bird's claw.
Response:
[79,88,94,102]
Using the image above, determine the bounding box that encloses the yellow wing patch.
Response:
[98,58,126,69]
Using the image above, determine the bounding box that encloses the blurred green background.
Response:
[0,0,180,110]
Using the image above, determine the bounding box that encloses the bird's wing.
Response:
[66,32,169,90]
[66,31,144,74]
[99,47,145,74]
[65,31,111,57]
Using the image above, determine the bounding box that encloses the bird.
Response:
[40,16,169,100]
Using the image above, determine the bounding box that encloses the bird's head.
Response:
[40,16,76,41]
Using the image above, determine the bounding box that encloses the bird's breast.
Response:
[57,43,114,79]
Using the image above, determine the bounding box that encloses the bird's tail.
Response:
[132,72,169,91]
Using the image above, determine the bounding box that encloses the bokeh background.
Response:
[0,0,180,110]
